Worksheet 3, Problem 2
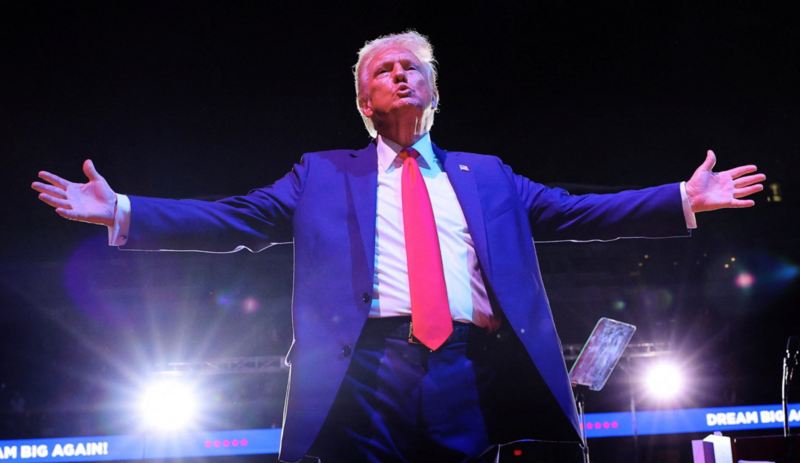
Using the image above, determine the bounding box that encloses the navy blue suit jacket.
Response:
[122,142,689,462]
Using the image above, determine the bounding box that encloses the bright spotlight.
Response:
[645,363,683,399]
[140,379,197,430]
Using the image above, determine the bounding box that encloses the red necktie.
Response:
[399,148,453,350]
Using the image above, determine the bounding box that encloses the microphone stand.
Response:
[784,336,798,438]
[784,358,792,438]
[574,385,590,463]
[783,336,798,463]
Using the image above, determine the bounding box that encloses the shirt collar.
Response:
[376,132,439,173]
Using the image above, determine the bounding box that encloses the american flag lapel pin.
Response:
[459,164,469,171]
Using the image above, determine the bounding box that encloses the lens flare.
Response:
[645,364,683,399]
[140,380,197,430]
[242,297,259,313]
[735,272,755,288]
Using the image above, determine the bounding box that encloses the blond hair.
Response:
[354,31,440,137]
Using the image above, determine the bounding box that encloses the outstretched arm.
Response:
[686,150,765,213]
[32,156,306,253]
[32,159,117,226]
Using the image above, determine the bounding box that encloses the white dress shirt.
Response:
[370,133,497,329]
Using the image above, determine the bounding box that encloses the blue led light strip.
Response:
[0,404,797,461]
[0,430,281,462]
[583,403,800,438]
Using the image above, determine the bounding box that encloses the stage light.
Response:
[140,379,197,430]
[645,363,683,399]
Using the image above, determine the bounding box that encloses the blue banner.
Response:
[144,428,281,459]
[583,403,800,438]
[0,435,143,462]
[0,404,797,460]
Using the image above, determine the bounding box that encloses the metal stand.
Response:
[575,386,591,463]
[783,336,798,462]
[628,359,639,463]
[783,340,797,438]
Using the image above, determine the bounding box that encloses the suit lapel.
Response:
[346,143,379,285]
[435,144,491,278]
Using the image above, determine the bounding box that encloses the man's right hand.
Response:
[32,159,117,227]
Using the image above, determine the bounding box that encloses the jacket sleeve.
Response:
[121,154,309,253]
[500,161,691,243]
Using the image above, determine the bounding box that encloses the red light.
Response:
[242,297,259,313]
[232,440,239,446]
[586,423,593,429]
[611,421,619,428]
[214,441,221,447]
[603,422,610,429]
[513,449,522,456]
[204,441,211,448]
[736,273,755,288]
[223,440,230,447]
[594,422,601,429]
[241,439,248,446]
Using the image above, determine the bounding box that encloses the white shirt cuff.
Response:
[680,182,697,229]
[107,194,131,246]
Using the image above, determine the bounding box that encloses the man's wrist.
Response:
[680,182,697,229]
[102,197,118,227]
[107,194,131,246]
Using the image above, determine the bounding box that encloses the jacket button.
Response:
[342,345,352,357]
[362,293,371,303]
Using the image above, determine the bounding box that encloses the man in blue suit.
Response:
[33,31,764,462]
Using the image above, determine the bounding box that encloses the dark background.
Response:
[1,1,798,460]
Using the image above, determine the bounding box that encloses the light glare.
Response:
[646,364,683,398]
[141,380,197,430]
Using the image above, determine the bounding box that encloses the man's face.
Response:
[359,46,436,124]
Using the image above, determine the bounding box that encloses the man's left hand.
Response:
[686,150,766,213]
